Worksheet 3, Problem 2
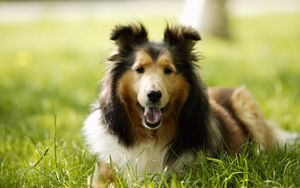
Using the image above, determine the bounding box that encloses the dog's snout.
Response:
[147,90,162,103]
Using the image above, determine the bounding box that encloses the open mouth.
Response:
[139,105,164,130]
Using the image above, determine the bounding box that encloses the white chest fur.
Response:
[82,109,170,176]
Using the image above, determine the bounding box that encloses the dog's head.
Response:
[101,24,209,154]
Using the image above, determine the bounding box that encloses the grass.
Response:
[1,12,300,187]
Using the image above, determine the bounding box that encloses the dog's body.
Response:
[83,24,298,187]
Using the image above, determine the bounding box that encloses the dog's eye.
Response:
[164,68,173,75]
[135,67,145,74]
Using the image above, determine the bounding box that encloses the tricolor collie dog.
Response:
[83,23,298,187]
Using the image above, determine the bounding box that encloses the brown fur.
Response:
[116,49,190,145]
[230,87,277,149]
[208,86,278,151]
[209,98,248,153]
[117,71,153,142]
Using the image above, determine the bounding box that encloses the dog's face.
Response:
[115,45,190,130]
[129,49,189,130]
[102,24,204,141]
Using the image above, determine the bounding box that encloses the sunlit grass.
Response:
[0,12,300,187]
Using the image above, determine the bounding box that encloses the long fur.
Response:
[163,25,212,163]
[100,24,149,147]
[83,23,299,187]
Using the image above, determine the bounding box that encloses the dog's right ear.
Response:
[110,23,148,50]
[163,25,201,50]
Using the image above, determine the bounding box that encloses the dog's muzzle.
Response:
[141,90,163,129]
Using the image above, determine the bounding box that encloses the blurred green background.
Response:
[0,0,300,187]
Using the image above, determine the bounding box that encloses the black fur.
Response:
[110,23,148,56]
[163,26,211,164]
[101,24,149,147]
[164,25,201,49]
[100,61,134,147]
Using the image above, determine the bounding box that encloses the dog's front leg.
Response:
[89,161,115,188]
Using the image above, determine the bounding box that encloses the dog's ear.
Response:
[111,23,148,50]
[163,25,201,49]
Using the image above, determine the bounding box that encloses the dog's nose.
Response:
[147,90,162,103]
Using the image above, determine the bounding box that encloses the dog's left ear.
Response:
[111,23,148,50]
[163,25,201,50]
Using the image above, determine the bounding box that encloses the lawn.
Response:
[0,12,300,187]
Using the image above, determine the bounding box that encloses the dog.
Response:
[83,23,298,187]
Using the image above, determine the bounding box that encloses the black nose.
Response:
[147,90,162,103]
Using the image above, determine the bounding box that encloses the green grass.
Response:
[1,12,300,187]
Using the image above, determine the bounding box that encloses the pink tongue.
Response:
[144,107,162,124]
